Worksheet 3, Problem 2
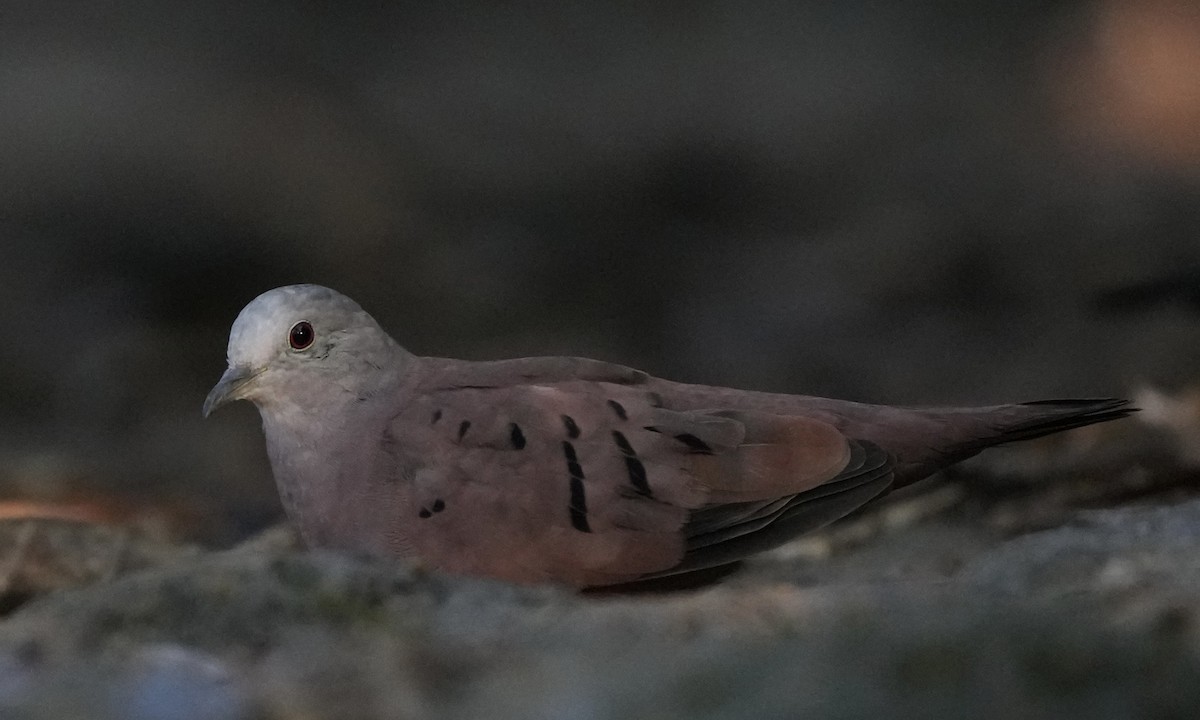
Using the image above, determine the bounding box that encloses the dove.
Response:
[204,284,1132,588]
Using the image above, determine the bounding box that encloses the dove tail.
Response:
[895,397,1134,485]
[983,398,1135,443]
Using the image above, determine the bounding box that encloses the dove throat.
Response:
[256,346,418,556]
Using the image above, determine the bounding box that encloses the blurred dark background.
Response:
[2,0,1198,543]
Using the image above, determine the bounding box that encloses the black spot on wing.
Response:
[674,433,714,454]
[509,423,527,449]
[607,399,628,421]
[611,431,636,455]
[562,415,581,439]
[457,420,471,441]
[562,441,584,482]
[419,499,446,519]
[562,441,591,533]
[612,431,652,497]
[568,478,590,533]
[431,409,442,425]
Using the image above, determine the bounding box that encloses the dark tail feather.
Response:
[896,398,1135,485]
[989,398,1135,444]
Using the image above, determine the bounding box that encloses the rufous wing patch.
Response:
[693,411,852,502]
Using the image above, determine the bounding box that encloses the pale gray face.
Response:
[204,284,401,416]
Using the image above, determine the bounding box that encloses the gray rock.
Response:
[3,499,1200,718]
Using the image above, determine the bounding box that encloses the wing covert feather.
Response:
[380,377,888,587]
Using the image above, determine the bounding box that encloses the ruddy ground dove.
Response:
[205,285,1132,588]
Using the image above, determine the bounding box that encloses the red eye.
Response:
[288,321,315,350]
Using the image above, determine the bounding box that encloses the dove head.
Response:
[204,284,409,417]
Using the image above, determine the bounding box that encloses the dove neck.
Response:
[257,349,421,554]
[258,344,417,453]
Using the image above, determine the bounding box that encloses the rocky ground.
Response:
[0,417,1198,718]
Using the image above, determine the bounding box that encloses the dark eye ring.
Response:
[288,321,315,350]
